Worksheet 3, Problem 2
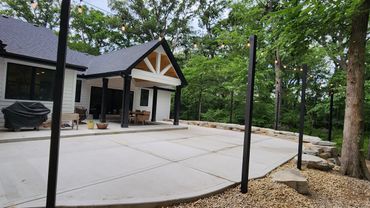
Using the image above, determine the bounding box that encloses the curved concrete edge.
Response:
[53,182,238,208]
[26,155,297,208]
[19,182,237,208]
[0,126,188,144]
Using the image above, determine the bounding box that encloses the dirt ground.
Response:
[168,160,370,208]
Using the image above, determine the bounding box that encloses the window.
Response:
[75,80,82,102]
[5,63,55,101]
[140,89,149,106]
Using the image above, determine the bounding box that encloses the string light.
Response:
[274,60,278,64]
[300,68,303,72]
[78,0,83,13]
[78,5,83,13]
[247,42,250,47]
[158,36,162,41]
[283,65,287,69]
[294,68,297,71]
[193,43,198,48]
[220,43,225,49]
[121,25,126,32]
[30,0,38,9]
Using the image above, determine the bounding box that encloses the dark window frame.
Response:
[140,89,149,106]
[75,79,82,102]
[5,62,55,101]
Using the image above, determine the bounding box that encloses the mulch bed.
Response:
[168,160,370,208]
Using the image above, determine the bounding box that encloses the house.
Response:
[0,15,186,128]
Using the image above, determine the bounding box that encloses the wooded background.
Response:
[1,0,370,171]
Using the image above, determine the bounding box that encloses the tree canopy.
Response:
[1,0,370,178]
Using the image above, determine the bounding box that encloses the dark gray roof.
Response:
[0,16,186,85]
[84,40,160,76]
[0,15,90,70]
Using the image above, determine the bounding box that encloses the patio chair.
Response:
[136,111,150,125]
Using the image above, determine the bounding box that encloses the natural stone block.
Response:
[294,154,334,171]
[271,168,309,194]
[311,141,336,146]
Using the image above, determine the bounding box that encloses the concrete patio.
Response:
[0,125,297,208]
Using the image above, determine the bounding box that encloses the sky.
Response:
[83,0,112,13]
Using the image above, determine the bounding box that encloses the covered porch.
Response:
[78,39,187,128]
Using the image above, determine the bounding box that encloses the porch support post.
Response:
[121,74,132,128]
[151,86,158,122]
[173,86,182,125]
[100,78,108,123]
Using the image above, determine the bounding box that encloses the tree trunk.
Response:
[229,91,234,123]
[367,137,370,160]
[274,50,282,130]
[198,89,202,121]
[341,0,370,180]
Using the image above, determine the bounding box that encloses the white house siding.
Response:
[76,77,172,121]
[0,57,77,125]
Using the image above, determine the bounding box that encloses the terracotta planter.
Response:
[96,123,108,129]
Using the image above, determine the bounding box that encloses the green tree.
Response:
[109,0,195,49]
[0,0,60,30]
[69,5,122,55]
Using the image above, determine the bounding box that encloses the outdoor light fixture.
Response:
[121,25,126,32]
[31,0,38,9]
[78,0,83,13]
[78,5,83,13]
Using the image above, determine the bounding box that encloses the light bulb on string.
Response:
[121,25,126,32]
[193,43,198,49]
[78,5,83,14]
[31,0,38,9]
[78,0,83,14]
[220,43,225,49]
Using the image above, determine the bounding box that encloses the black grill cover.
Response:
[2,102,50,130]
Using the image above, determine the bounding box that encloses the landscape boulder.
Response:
[271,168,309,194]
[311,141,336,146]
[294,154,334,171]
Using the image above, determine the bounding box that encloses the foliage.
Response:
[0,0,60,30]
[2,0,370,159]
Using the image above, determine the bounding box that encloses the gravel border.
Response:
[167,160,370,208]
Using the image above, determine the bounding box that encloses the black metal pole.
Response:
[46,0,71,207]
[121,75,132,128]
[297,64,307,170]
[100,78,108,123]
[328,91,334,141]
[173,86,181,125]
[151,86,158,122]
[241,35,257,193]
